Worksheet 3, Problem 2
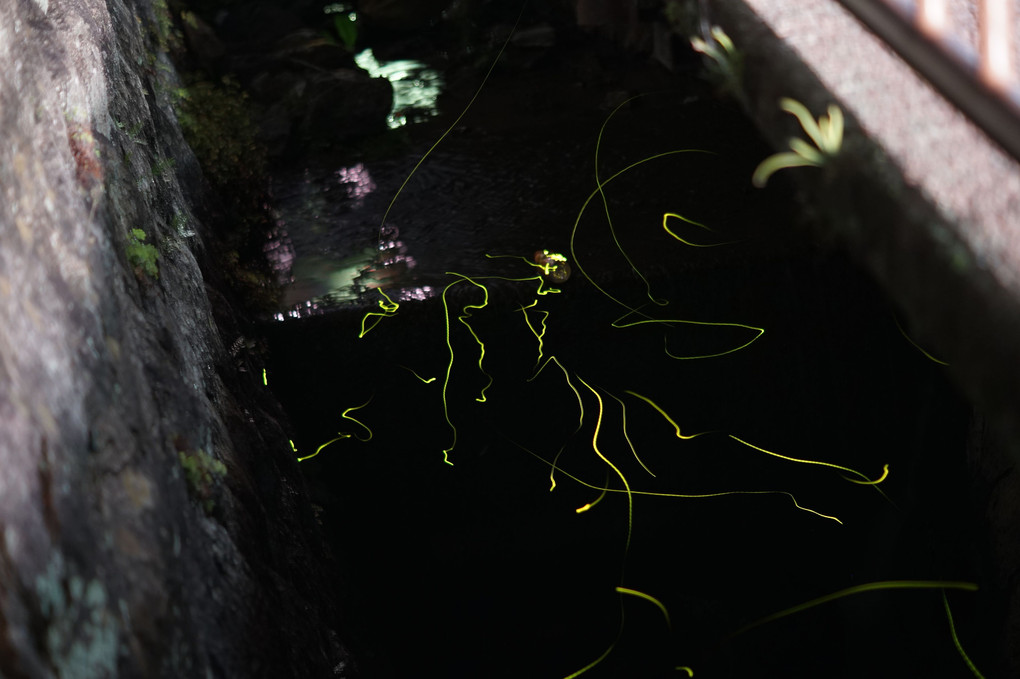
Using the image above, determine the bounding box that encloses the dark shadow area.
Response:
[257,5,985,678]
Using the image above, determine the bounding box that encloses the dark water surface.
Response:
[262,22,985,679]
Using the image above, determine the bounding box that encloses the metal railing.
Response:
[836,0,1020,160]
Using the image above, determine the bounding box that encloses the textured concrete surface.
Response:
[697,0,1020,674]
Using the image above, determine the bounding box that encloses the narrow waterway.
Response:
[261,16,981,679]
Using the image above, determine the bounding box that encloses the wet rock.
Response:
[359,0,452,31]
[213,17,392,156]
[247,60,392,156]
[297,69,393,145]
[0,0,357,676]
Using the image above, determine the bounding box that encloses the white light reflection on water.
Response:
[267,178,439,319]
[354,48,443,128]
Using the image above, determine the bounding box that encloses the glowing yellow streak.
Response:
[727,434,888,486]
[262,368,268,386]
[535,250,569,279]
[845,464,888,485]
[511,440,843,524]
[624,390,709,440]
[663,328,763,360]
[438,279,462,465]
[486,251,569,281]
[529,356,585,491]
[438,273,493,464]
[576,475,608,514]
[628,392,889,494]
[295,397,374,462]
[570,149,716,320]
[662,212,733,247]
[296,434,351,462]
[446,273,493,403]
[604,390,655,477]
[615,586,671,630]
[341,398,374,442]
[943,590,986,678]
[533,383,639,679]
[378,9,523,232]
[474,263,565,296]
[358,289,399,338]
[561,638,617,679]
[549,444,568,493]
[612,316,765,360]
[676,667,694,677]
[576,376,633,559]
[593,95,670,307]
[400,365,437,383]
[734,580,978,637]
[893,313,950,365]
[516,299,549,369]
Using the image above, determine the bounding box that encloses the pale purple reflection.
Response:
[335,163,376,206]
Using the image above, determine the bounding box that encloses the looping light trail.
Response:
[359,289,399,338]
[611,315,765,360]
[295,397,374,461]
[661,211,733,247]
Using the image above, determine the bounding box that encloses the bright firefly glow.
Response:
[296,398,373,461]
[510,440,844,524]
[570,148,716,319]
[401,365,437,383]
[615,586,671,630]
[529,356,584,491]
[359,289,400,337]
[727,435,889,487]
[604,390,655,477]
[662,212,731,247]
[624,390,708,440]
[576,376,634,559]
[438,274,490,465]
[296,434,351,462]
[340,398,374,442]
[516,299,550,369]
[532,250,571,283]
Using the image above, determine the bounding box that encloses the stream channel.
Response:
[259,15,984,679]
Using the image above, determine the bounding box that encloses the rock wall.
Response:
[0,0,353,676]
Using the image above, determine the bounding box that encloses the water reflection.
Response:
[265,49,445,318]
[334,162,376,206]
[267,165,432,318]
[354,49,443,128]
